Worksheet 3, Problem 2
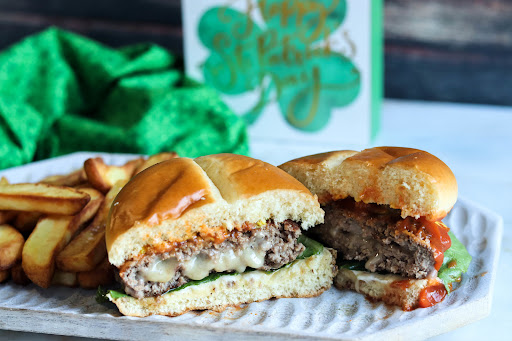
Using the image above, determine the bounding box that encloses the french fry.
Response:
[73,182,94,190]
[0,224,24,270]
[0,177,15,225]
[23,217,70,288]
[77,257,115,289]
[0,177,17,225]
[0,183,90,215]
[13,211,42,234]
[22,188,103,288]
[84,157,142,193]
[0,269,9,283]
[134,152,178,175]
[40,168,87,187]
[0,210,17,224]
[52,270,78,287]
[11,263,30,285]
[57,181,126,272]
[56,220,107,273]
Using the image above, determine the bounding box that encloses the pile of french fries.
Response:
[0,152,178,289]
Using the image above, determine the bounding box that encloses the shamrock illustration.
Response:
[198,0,360,132]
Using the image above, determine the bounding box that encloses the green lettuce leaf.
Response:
[338,260,367,271]
[108,289,128,299]
[437,231,472,293]
[100,234,324,301]
[297,234,324,259]
[95,286,111,302]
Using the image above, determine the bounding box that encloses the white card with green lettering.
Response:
[183,0,382,146]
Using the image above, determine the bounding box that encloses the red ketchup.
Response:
[425,220,451,270]
[390,279,413,290]
[418,283,448,308]
[398,218,451,270]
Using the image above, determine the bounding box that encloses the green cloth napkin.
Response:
[0,27,249,170]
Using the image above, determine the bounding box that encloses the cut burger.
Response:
[279,147,471,310]
[105,154,337,316]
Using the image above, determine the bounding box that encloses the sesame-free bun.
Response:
[106,154,324,267]
[335,267,442,311]
[279,147,457,221]
[109,247,336,317]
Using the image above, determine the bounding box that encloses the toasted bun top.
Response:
[107,154,323,267]
[279,147,457,221]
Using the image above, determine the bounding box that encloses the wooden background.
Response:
[0,0,511,105]
[385,0,512,106]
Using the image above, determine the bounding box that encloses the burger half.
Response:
[105,154,337,316]
[279,147,472,310]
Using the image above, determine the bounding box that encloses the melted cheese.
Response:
[141,258,179,283]
[350,270,403,292]
[141,231,271,283]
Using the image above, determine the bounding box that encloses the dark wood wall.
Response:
[0,0,183,53]
[0,0,511,106]
[385,0,512,106]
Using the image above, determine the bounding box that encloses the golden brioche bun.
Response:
[279,147,457,220]
[106,154,324,267]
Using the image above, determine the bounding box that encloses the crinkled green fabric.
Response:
[0,28,249,170]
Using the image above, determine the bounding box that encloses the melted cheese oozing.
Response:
[141,258,179,283]
[141,231,271,283]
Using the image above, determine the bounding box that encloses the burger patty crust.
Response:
[119,220,305,298]
[307,199,437,279]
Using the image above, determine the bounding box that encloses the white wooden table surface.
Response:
[1,99,510,340]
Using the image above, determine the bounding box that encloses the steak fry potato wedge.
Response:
[0,152,177,290]
[52,270,78,287]
[0,224,24,270]
[22,188,103,288]
[134,152,178,175]
[0,183,90,215]
[84,157,143,193]
[40,169,87,187]
[57,181,126,272]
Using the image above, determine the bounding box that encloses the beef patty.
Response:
[307,199,437,279]
[119,220,305,298]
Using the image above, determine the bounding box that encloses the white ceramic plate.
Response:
[0,153,503,341]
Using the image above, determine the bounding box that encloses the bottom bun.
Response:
[335,268,445,311]
[109,248,337,317]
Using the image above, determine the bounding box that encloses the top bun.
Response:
[106,154,323,267]
[279,147,457,221]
